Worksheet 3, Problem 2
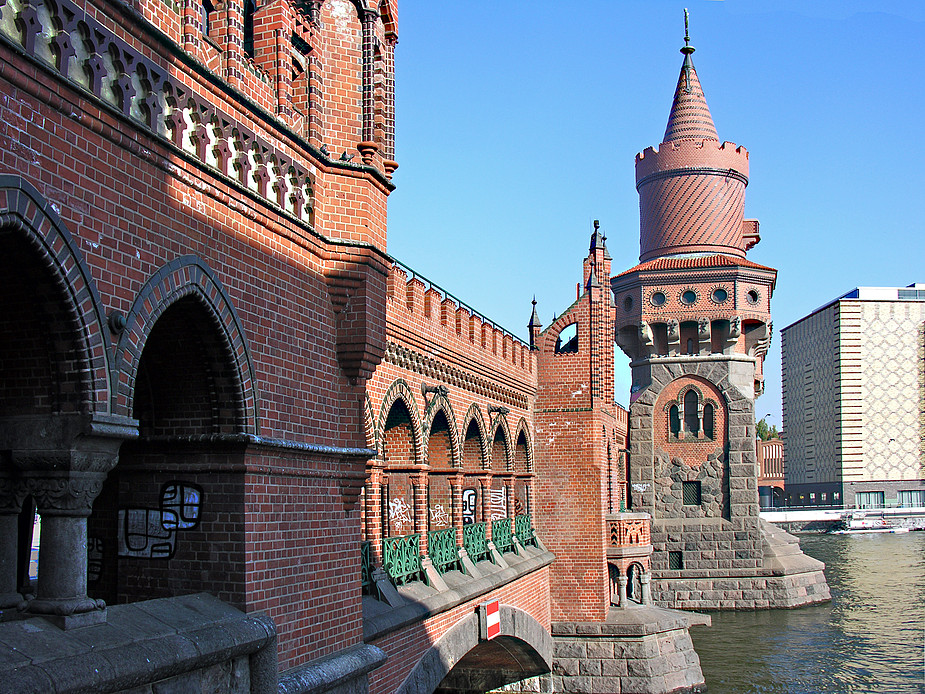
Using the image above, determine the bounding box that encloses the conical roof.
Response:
[662,34,717,142]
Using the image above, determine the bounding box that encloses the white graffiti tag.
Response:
[389,497,412,531]
[430,504,450,527]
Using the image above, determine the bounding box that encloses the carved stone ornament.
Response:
[22,471,107,516]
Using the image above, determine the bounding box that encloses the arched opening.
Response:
[683,390,699,436]
[651,323,669,355]
[91,294,246,607]
[514,430,530,516]
[399,605,553,694]
[627,562,644,604]
[490,426,508,519]
[0,230,91,599]
[669,405,681,438]
[243,0,256,59]
[427,409,454,532]
[201,0,214,36]
[554,323,578,354]
[703,402,714,440]
[460,418,482,526]
[382,398,416,536]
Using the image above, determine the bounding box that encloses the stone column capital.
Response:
[22,471,108,516]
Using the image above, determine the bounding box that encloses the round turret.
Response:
[635,35,750,262]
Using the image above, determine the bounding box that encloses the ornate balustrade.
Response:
[514,513,536,547]
[463,521,491,563]
[427,527,461,575]
[383,534,423,586]
[491,517,516,555]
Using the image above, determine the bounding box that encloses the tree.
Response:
[756,417,779,441]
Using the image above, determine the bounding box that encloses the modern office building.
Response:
[781,284,925,508]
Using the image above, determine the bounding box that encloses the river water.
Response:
[691,531,925,693]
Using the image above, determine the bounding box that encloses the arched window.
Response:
[669,405,681,438]
[201,0,214,36]
[687,338,695,355]
[703,403,714,440]
[243,0,256,59]
[683,390,699,436]
[554,323,578,354]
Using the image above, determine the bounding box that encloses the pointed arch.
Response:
[0,176,114,415]
[114,256,260,434]
[460,404,487,470]
[489,414,513,472]
[377,379,424,463]
[513,418,533,473]
[422,393,460,468]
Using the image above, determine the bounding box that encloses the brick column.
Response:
[450,473,463,546]
[479,474,492,540]
[412,472,427,554]
[365,461,384,564]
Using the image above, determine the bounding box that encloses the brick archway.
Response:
[114,256,259,434]
[0,176,114,415]
[394,604,552,694]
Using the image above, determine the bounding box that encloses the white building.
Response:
[781,284,925,508]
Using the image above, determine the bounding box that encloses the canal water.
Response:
[691,531,925,693]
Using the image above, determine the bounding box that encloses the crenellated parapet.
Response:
[386,261,536,379]
[635,138,749,182]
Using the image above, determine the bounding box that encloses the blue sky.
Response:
[386,1,925,425]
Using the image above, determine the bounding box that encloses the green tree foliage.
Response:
[756,418,779,441]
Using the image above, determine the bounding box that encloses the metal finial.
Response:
[593,219,600,231]
[532,295,537,308]
[680,8,695,58]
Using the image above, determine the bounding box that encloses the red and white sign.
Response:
[484,599,500,640]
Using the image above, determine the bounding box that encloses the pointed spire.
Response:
[663,9,718,143]
[586,269,599,290]
[589,219,605,253]
[527,296,541,329]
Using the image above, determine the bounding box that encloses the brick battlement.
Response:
[635,139,749,183]
[387,261,535,376]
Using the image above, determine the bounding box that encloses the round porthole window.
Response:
[651,291,667,307]
[711,288,728,304]
[747,290,760,304]
[681,290,697,305]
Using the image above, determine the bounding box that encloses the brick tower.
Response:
[611,19,829,608]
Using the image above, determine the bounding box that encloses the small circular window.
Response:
[746,290,760,304]
[650,291,667,307]
[711,288,728,304]
[623,296,633,312]
[681,290,697,305]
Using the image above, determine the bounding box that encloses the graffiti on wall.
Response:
[462,488,477,525]
[389,497,412,532]
[87,537,104,584]
[429,504,450,527]
[490,487,507,520]
[118,481,203,559]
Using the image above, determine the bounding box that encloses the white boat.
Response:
[830,511,911,534]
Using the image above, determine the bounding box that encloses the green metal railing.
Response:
[428,527,461,574]
[383,533,423,585]
[463,521,491,563]
[361,540,373,594]
[515,513,537,547]
[492,517,516,555]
